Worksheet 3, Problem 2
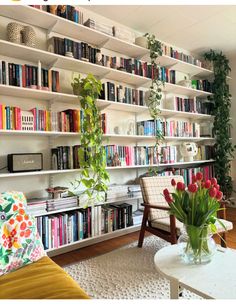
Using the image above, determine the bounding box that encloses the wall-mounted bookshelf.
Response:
[0,5,216,256]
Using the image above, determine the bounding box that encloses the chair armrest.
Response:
[141,203,170,211]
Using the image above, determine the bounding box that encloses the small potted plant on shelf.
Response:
[163,172,225,264]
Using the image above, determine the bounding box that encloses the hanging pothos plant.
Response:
[145,33,164,174]
[70,73,110,204]
[204,50,235,199]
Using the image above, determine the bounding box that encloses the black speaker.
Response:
[7,153,43,173]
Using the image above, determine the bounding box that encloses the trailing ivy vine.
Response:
[204,50,235,199]
[71,73,110,204]
[145,33,164,174]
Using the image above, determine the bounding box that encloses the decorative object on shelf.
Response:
[178,76,192,88]
[46,186,69,199]
[49,5,58,15]
[95,50,103,65]
[114,126,121,134]
[135,36,148,49]
[204,50,236,199]
[127,120,135,135]
[70,74,110,203]
[179,142,198,162]
[7,22,36,47]
[112,152,121,167]
[21,111,34,131]
[163,172,224,264]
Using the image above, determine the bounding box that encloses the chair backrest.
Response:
[140,175,184,221]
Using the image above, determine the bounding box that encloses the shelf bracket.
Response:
[98,71,111,80]
[97,38,110,48]
[48,58,59,70]
[47,20,59,37]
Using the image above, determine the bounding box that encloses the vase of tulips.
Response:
[163,172,225,264]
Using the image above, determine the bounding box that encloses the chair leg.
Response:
[138,207,149,248]
[220,232,227,248]
[138,226,146,248]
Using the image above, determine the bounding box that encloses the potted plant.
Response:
[163,172,225,264]
[70,73,110,204]
[204,50,235,200]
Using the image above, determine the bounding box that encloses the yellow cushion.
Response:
[0,256,90,299]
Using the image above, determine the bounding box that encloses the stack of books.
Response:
[46,196,78,212]
[27,198,47,216]
[84,18,113,36]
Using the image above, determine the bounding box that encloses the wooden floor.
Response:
[52,207,236,267]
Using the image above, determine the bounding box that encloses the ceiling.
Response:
[85,5,236,58]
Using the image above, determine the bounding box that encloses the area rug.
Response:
[64,236,200,299]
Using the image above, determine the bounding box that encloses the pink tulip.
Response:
[196,172,203,181]
[211,178,217,186]
[192,174,197,183]
[209,187,217,198]
[216,191,223,201]
[205,180,211,189]
[177,182,185,191]
[171,178,176,186]
[188,183,198,193]
[163,188,170,197]
[165,195,173,204]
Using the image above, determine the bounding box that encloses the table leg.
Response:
[170,279,179,299]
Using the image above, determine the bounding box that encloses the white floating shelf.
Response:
[0,169,81,178]
[0,40,213,95]
[0,130,214,142]
[0,84,78,103]
[0,6,213,77]
[0,159,215,178]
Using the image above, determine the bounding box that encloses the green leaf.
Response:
[4,204,12,213]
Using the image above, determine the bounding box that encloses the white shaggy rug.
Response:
[64,236,200,299]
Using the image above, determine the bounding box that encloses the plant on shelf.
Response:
[70,73,110,204]
[204,50,235,199]
[145,33,164,174]
[163,172,225,264]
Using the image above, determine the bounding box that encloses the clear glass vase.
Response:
[177,224,217,264]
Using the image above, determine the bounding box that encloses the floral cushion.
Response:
[0,191,46,276]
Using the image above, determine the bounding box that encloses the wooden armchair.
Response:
[138,175,233,248]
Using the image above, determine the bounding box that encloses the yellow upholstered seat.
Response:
[0,256,90,299]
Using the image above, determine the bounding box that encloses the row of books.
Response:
[173,97,204,113]
[0,61,60,92]
[31,5,84,24]
[100,82,145,106]
[137,119,201,138]
[0,106,82,132]
[36,203,133,250]
[51,145,82,170]
[27,196,78,215]
[196,145,215,161]
[136,146,178,165]
[174,165,214,185]
[51,144,212,168]
[0,105,107,133]
[48,37,100,63]
[162,44,203,67]
[191,79,213,93]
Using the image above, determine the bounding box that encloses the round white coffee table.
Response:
[154,244,236,299]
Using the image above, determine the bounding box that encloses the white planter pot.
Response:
[135,36,148,49]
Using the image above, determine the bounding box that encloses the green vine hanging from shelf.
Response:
[70,73,110,204]
[204,49,235,199]
[145,33,164,175]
